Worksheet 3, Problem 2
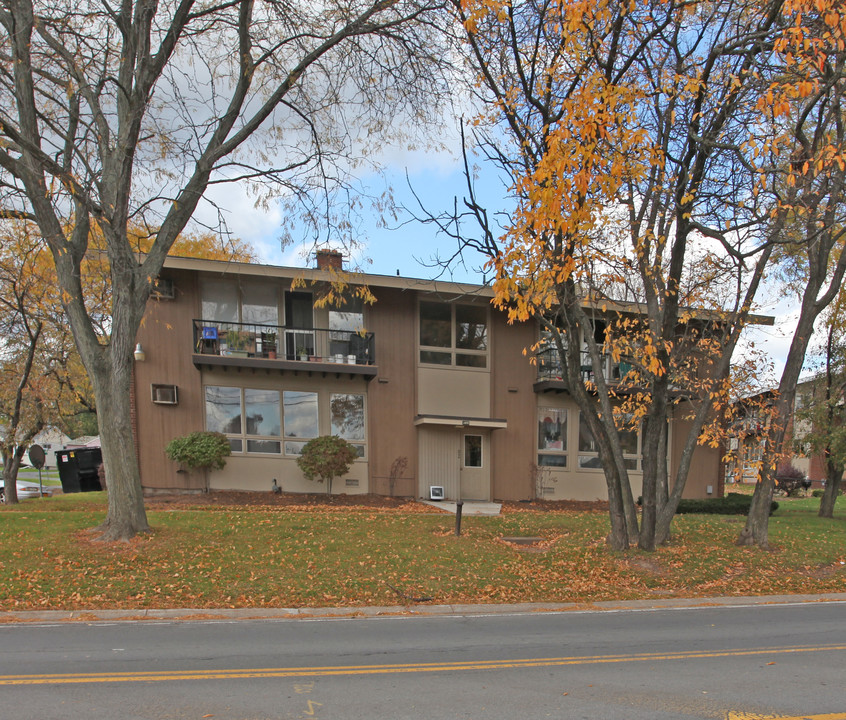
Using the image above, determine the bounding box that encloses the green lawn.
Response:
[16,467,62,486]
[1,492,844,611]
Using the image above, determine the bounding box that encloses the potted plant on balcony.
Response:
[223,329,250,357]
[297,345,308,362]
[262,332,277,359]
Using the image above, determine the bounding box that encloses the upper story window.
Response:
[419,301,488,368]
[200,279,279,326]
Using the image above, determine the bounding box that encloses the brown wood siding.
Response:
[490,313,537,501]
[133,269,205,491]
[366,288,417,497]
[670,415,722,498]
[418,427,459,499]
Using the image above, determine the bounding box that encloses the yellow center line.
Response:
[728,715,846,720]
[1,643,844,686]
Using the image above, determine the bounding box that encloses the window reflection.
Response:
[283,391,318,439]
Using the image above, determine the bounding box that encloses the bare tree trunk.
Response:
[737,466,776,547]
[818,459,843,518]
[87,345,150,540]
[2,452,25,504]
[639,390,669,550]
[739,250,845,546]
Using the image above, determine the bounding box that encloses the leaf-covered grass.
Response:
[1,492,844,611]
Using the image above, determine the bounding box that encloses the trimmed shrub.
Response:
[165,431,231,471]
[673,492,778,516]
[297,435,358,494]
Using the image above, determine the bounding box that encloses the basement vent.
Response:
[541,486,555,496]
[345,478,359,487]
[151,384,178,405]
[152,277,175,300]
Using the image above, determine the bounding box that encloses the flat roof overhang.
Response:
[413,414,508,429]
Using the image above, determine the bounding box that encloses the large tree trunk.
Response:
[1,451,25,505]
[818,459,843,518]
[88,348,150,540]
[57,240,152,541]
[737,466,776,547]
[738,248,840,546]
[739,337,809,547]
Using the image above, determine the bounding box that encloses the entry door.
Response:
[460,433,490,501]
[418,427,459,500]
[418,428,491,501]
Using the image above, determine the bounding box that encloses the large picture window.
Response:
[330,393,366,457]
[419,301,488,368]
[201,279,278,325]
[283,390,319,455]
[205,386,282,454]
[538,407,567,467]
[244,388,281,454]
[205,386,367,459]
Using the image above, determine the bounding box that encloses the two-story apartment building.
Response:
[131,251,722,502]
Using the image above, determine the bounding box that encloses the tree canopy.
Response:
[444,0,846,549]
[0,0,450,537]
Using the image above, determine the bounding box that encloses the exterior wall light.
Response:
[134,343,146,362]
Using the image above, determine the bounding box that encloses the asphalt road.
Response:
[1,601,844,720]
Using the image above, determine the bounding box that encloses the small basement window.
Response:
[151,384,179,405]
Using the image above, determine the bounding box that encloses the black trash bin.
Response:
[57,448,103,493]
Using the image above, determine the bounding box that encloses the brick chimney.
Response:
[315,248,343,271]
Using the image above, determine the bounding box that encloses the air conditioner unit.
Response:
[152,277,175,300]
[429,486,445,501]
[151,384,178,405]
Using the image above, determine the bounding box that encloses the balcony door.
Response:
[284,291,314,359]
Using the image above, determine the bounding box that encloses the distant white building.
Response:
[0,426,73,468]
[66,435,101,449]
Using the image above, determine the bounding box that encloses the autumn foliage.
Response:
[453,0,846,550]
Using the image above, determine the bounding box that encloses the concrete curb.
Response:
[2,593,845,624]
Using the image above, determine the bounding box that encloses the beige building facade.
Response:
[131,254,722,502]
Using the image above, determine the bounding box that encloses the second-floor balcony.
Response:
[535,346,697,399]
[535,346,634,393]
[192,319,376,378]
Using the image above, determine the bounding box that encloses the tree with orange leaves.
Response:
[0,221,255,504]
[739,0,846,545]
[0,223,83,503]
[445,0,846,549]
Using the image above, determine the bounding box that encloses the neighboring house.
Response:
[31,427,73,468]
[724,377,840,486]
[131,250,726,502]
[66,436,101,450]
[1,425,72,468]
[723,392,773,484]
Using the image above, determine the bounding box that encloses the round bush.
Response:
[165,431,231,471]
